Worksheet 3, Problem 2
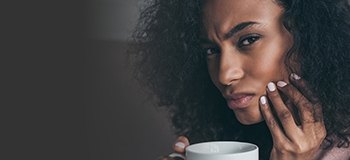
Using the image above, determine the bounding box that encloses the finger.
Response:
[281,94,301,126]
[259,95,288,143]
[313,103,324,123]
[168,153,185,160]
[173,136,190,153]
[266,82,299,134]
[276,80,317,125]
[290,73,319,103]
[289,74,324,124]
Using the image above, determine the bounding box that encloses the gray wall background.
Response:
[86,0,175,159]
[89,0,145,41]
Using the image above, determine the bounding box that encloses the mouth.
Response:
[226,94,255,109]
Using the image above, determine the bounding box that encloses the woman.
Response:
[131,0,350,159]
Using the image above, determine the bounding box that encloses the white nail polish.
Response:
[168,153,185,159]
[260,96,267,105]
[291,73,301,80]
[277,81,287,87]
[267,82,276,92]
[175,142,185,149]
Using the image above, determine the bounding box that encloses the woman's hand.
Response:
[260,73,326,160]
[157,136,190,160]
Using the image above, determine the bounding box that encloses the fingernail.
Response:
[175,142,185,149]
[267,82,276,92]
[168,153,185,159]
[260,96,267,105]
[277,81,287,87]
[291,73,301,80]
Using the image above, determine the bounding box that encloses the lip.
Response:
[226,93,255,109]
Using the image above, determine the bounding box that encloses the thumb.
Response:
[173,136,190,153]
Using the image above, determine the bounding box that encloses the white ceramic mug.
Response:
[185,141,258,160]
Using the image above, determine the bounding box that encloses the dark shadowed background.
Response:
[3,0,174,160]
[86,0,175,159]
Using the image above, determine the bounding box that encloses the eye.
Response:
[238,34,261,47]
[205,47,220,56]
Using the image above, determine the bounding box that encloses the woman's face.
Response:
[201,0,294,124]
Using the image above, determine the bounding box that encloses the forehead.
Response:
[202,0,284,36]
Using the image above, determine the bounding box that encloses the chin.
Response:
[239,118,264,125]
[234,111,264,125]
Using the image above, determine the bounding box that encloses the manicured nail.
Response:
[260,96,267,105]
[168,153,185,159]
[175,142,185,149]
[291,73,301,80]
[267,82,276,92]
[277,81,287,87]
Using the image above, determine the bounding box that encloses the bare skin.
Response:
[260,75,326,159]
[160,75,326,160]
[201,0,293,124]
[159,0,326,159]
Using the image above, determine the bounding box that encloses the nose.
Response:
[218,49,244,86]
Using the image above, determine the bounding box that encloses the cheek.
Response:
[248,24,293,81]
[207,60,221,88]
[249,44,288,81]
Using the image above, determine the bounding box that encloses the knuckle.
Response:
[278,110,292,120]
[293,90,302,99]
[275,143,291,154]
[269,91,279,99]
[292,142,310,154]
[296,100,314,113]
[293,141,320,154]
[261,104,271,113]
[318,127,327,140]
[278,148,289,155]
[288,87,298,97]
[304,105,314,113]
[295,97,308,107]
[294,145,306,154]
[268,119,277,128]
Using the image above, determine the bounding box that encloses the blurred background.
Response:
[3,0,174,159]
[85,0,175,159]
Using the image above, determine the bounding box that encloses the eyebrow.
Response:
[223,21,259,40]
[200,21,259,44]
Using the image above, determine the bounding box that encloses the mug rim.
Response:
[185,141,258,156]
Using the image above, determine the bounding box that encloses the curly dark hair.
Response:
[130,0,350,159]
